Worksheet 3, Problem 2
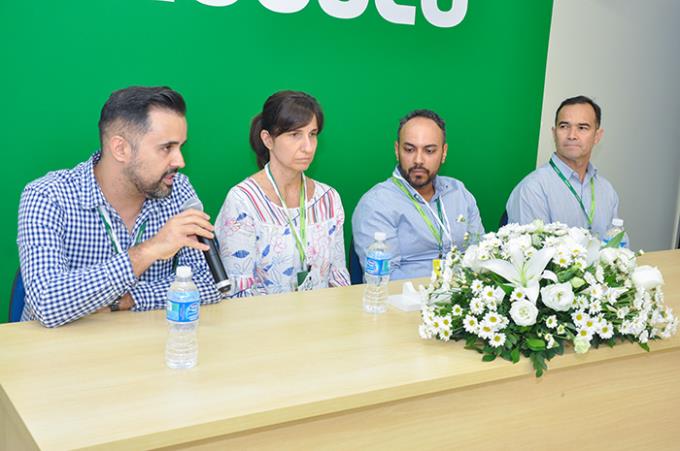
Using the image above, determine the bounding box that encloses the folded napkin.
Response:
[387,281,425,311]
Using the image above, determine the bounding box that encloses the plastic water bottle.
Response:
[603,218,628,248]
[165,266,200,369]
[363,232,390,314]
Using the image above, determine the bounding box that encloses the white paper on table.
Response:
[388,281,425,311]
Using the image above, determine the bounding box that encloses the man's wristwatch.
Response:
[110,299,121,312]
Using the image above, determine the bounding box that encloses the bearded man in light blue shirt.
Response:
[352,109,484,280]
[506,96,622,240]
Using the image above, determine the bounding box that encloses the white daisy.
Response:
[434,316,452,331]
[451,304,463,317]
[588,301,602,315]
[571,310,589,327]
[470,279,484,294]
[477,321,495,339]
[545,315,558,329]
[463,315,479,334]
[489,332,506,348]
[597,322,614,339]
[419,324,434,339]
[482,312,503,330]
[470,298,485,315]
[545,333,556,349]
[576,327,593,340]
[510,288,526,302]
[482,286,497,302]
[556,324,566,335]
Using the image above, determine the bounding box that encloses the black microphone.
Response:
[181,197,231,295]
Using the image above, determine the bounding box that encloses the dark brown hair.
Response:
[250,91,324,169]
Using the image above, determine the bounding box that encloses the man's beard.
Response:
[398,163,436,189]
[125,164,177,199]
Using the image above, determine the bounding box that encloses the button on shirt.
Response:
[17,151,220,327]
[506,153,620,239]
[352,168,484,280]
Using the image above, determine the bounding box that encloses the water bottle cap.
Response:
[612,218,624,227]
[176,266,192,278]
[374,232,386,241]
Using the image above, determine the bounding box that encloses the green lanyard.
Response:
[390,176,445,250]
[98,206,147,254]
[549,159,595,227]
[265,164,307,267]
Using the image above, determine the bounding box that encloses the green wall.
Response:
[0,0,553,323]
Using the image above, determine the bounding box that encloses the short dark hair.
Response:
[555,95,602,128]
[98,86,186,146]
[397,109,446,142]
[250,90,324,169]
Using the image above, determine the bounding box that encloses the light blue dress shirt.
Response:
[352,167,484,280]
[506,153,621,239]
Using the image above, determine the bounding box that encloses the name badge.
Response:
[294,267,314,292]
[432,258,443,279]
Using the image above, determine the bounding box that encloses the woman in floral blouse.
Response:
[215,91,350,297]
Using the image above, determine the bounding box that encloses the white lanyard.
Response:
[98,205,146,255]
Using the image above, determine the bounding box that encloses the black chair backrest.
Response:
[348,239,364,285]
[499,210,509,229]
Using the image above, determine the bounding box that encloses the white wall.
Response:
[537,0,680,251]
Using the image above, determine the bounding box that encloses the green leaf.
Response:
[510,347,520,363]
[639,342,650,352]
[529,351,548,377]
[557,267,579,283]
[482,354,497,362]
[570,277,586,289]
[604,231,624,249]
[526,338,546,351]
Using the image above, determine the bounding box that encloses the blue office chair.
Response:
[348,239,364,285]
[9,269,26,322]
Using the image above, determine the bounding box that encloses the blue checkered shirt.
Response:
[17,152,221,327]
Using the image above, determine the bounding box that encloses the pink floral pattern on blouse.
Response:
[215,177,350,297]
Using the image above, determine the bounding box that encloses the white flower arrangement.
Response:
[419,220,678,377]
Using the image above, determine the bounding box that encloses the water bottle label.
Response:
[603,238,628,248]
[167,291,200,323]
[366,257,390,276]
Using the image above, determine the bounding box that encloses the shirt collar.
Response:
[390,166,451,202]
[79,151,163,224]
[550,153,598,183]
[79,151,107,210]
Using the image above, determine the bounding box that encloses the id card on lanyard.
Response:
[390,176,451,277]
[98,206,147,254]
[549,159,595,229]
[265,164,313,291]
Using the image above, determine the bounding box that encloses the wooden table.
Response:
[2,250,679,450]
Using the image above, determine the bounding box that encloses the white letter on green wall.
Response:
[319,0,369,19]
[258,0,309,14]
[195,0,239,6]
[375,0,415,25]
[421,0,468,28]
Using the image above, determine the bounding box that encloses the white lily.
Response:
[479,247,556,304]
